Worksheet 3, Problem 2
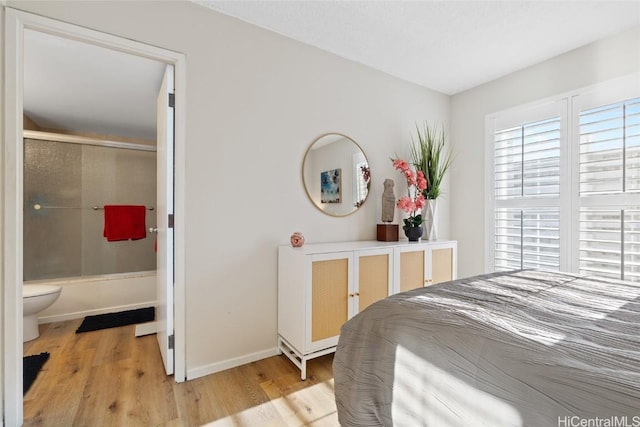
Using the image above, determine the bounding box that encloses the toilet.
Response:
[23,284,62,342]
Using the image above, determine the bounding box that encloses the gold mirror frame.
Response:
[302,133,371,217]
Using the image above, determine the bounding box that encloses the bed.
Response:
[333,270,640,426]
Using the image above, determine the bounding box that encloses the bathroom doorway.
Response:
[4,8,186,426]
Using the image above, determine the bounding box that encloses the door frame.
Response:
[3,8,187,425]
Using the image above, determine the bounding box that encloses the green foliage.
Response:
[409,122,453,200]
[402,215,423,231]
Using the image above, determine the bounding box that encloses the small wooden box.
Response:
[377,224,399,242]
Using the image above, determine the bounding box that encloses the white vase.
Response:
[423,199,438,240]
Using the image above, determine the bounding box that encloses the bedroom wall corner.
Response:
[449,26,640,279]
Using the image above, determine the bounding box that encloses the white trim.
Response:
[186,347,280,381]
[559,96,573,273]
[37,301,157,325]
[484,115,496,272]
[173,38,188,385]
[3,9,188,425]
[24,270,157,286]
[569,94,581,274]
[135,321,158,337]
[23,130,157,152]
[4,9,26,425]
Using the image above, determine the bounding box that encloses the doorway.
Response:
[4,8,186,426]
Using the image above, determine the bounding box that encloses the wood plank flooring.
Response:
[23,319,338,426]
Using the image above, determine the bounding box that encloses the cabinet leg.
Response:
[301,358,307,381]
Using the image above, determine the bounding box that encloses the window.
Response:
[354,161,370,208]
[490,102,565,272]
[578,97,640,281]
[486,75,640,282]
[494,118,561,200]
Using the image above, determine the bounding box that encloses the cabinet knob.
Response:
[355,292,360,296]
[348,293,355,297]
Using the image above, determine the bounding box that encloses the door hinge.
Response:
[168,93,175,108]
[168,214,174,228]
[168,334,174,350]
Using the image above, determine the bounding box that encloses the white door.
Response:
[156,64,175,375]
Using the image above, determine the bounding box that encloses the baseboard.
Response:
[134,321,158,337]
[187,347,280,380]
[37,301,157,324]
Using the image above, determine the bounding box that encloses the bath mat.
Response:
[24,352,50,395]
[75,307,155,334]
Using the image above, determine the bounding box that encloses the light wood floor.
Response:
[23,319,338,426]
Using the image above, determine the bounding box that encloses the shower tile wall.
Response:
[24,138,157,281]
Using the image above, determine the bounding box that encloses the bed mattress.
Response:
[333,270,640,426]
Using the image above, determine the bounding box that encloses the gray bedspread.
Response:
[333,270,640,427]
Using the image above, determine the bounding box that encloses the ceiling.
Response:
[23,29,166,142]
[201,0,640,95]
[21,1,640,141]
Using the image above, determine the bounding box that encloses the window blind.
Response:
[624,209,640,282]
[579,98,640,195]
[579,208,640,282]
[578,97,640,282]
[493,116,561,272]
[494,118,561,200]
[494,208,560,271]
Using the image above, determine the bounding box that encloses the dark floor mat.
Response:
[24,352,50,395]
[75,307,155,333]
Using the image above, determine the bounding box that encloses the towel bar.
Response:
[32,204,154,211]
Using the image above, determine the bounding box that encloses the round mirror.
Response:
[302,133,370,217]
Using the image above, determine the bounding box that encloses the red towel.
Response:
[103,205,147,241]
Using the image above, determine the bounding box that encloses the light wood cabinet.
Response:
[278,240,456,379]
[396,240,458,291]
[354,247,394,313]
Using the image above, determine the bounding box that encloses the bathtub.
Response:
[25,270,157,324]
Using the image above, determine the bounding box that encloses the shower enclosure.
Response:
[23,131,157,282]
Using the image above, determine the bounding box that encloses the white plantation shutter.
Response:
[494,208,521,270]
[628,99,640,192]
[493,115,562,272]
[494,118,561,200]
[495,208,560,271]
[579,97,640,194]
[624,209,640,282]
[523,209,560,269]
[579,208,622,279]
[488,77,640,283]
[578,97,640,282]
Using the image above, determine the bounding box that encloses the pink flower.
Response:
[391,158,425,228]
[404,169,417,187]
[416,171,427,192]
[393,159,409,172]
[396,196,415,214]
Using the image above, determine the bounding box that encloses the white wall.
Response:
[450,26,640,279]
[2,0,450,379]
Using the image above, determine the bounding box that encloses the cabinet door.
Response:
[396,246,427,292]
[355,248,393,315]
[308,253,351,350]
[426,242,458,285]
